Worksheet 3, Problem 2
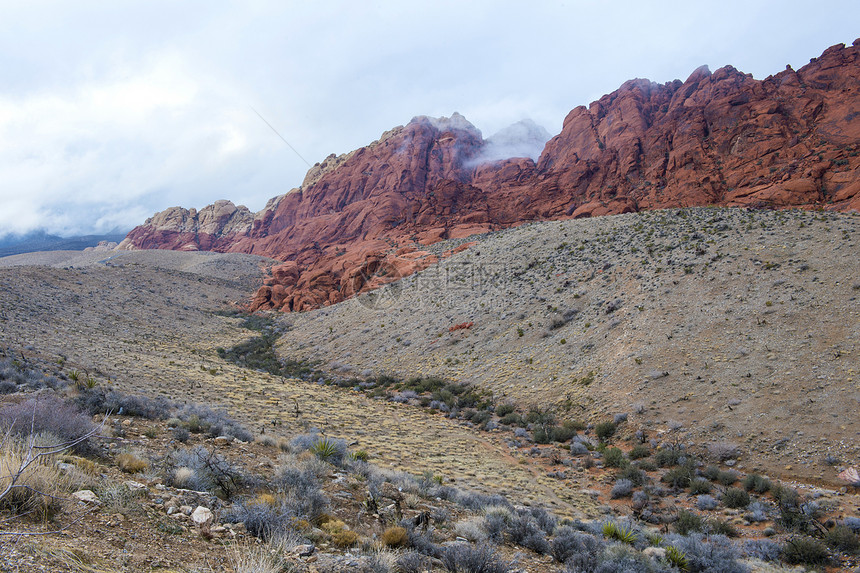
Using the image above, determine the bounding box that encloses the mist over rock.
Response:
[479,119,552,162]
[123,40,860,311]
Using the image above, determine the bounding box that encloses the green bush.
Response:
[628,444,650,459]
[594,421,617,441]
[782,537,830,566]
[689,478,712,495]
[825,525,860,553]
[655,446,684,467]
[675,510,705,535]
[495,404,515,418]
[603,447,627,468]
[742,473,772,494]
[662,463,695,489]
[723,487,750,508]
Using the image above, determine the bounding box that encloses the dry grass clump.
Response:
[381,525,409,548]
[225,542,284,573]
[0,436,68,520]
[172,466,197,489]
[116,452,149,474]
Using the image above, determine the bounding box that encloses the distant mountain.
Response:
[0,231,129,258]
[121,40,860,312]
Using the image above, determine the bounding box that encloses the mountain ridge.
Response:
[121,40,860,311]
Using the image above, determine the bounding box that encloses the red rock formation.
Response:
[122,41,860,311]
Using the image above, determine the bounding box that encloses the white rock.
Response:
[72,490,100,504]
[124,480,147,490]
[180,505,193,515]
[191,505,214,526]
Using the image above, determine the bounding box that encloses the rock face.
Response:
[123,41,860,311]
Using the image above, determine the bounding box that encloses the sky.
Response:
[1,1,858,238]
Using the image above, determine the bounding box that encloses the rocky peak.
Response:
[122,41,860,311]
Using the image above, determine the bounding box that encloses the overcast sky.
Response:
[1,0,857,238]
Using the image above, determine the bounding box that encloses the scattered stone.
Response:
[191,506,214,526]
[72,490,100,504]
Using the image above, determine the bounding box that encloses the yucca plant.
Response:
[665,545,689,571]
[310,436,339,462]
[602,521,637,545]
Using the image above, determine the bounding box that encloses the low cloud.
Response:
[472,119,552,165]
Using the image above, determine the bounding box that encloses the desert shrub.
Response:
[494,403,515,417]
[825,524,860,553]
[697,495,718,511]
[716,469,739,486]
[654,445,684,467]
[616,465,646,487]
[689,478,712,494]
[610,479,633,499]
[175,403,253,442]
[770,483,799,507]
[75,387,169,420]
[709,519,738,538]
[628,444,650,459]
[666,533,746,573]
[226,542,284,573]
[551,526,603,565]
[550,424,577,443]
[782,536,830,566]
[701,465,721,481]
[168,445,242,498]
[675,510,706,535]
[722,487,750,508]
[594,421,616,441]
[331,528,359,547]
[172,426,190,443]
[744,501,770,523]
[499,412,524,427]
[454,517,489,543]
[116,452,149,474]
[741,473,771,494]
[0,396,96,455]
[603,447,627,468]
[587,544,652,573]
[570,442,589,456]
[441,543,512,573]
[95,481,145,515]
[0,357,64,393]
[844,516,860,533]
[662,462,695,489]
[532,423,556,444]
[636,459,657,472]
[741,539,782,562]
[396,551,429,573]
[505,512,551,554]
[270,463,327,522]
[382,525,409,548]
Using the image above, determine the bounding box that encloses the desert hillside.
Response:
[276,207,860,485]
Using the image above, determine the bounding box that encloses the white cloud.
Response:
[0,0,858,238]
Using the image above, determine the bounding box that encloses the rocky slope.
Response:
[121,40,860,311]
[276,207,860,486]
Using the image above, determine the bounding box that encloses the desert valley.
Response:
[0,40,859,573]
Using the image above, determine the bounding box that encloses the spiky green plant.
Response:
[665,545,689,571]
[310,437,339,462]
[602,521,637,545]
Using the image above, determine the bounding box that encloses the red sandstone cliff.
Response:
[121,41,860,311]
